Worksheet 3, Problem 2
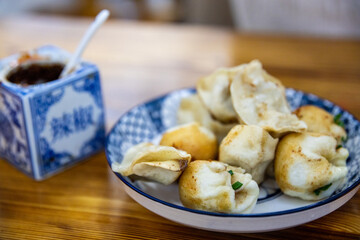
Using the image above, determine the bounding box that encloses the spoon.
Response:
[60,9,110,78]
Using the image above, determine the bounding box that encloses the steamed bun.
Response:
[112,143,191,185]
[294,105,347,144]
[275,132,348,200]
[160,122,217,161]
[219,125,279,184]
[177,94,236,142]
[179,160,259,213]
[230,60,307,138]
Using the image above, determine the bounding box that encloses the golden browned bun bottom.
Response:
[160,122,218,161]
[294,105,347,144]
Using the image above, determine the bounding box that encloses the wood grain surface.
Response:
[0,15,359,239]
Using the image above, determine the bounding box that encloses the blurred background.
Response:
[0,0,359,38]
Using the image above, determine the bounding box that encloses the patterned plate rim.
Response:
[105,87,360,218]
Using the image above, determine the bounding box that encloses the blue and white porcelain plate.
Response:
[106,88,360,233]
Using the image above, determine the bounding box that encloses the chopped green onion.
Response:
[334,113,341,122]
[341,136,347,142]
[232,181,243,190]
[228,170,234,176]
[314,183,332,195]
[334,114,345,127]
[336,145,342,149]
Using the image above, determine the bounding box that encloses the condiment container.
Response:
[0,45,105,180]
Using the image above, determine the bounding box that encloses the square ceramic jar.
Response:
[0,45,105,180]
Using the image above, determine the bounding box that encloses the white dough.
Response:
[112,143,191,185]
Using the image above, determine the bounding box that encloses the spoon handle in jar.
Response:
[60,9,110,78]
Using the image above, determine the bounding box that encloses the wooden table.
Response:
[0,16,359,239]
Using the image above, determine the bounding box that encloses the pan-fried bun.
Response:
[197,65,245,123]
[179,160,259,214]
[230,60,307,138]
[219,125,278,184]
[112,143,191,185]
[160,122,218,161]
[275,132,348,200]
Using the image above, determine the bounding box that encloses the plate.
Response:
[105,88,360,233]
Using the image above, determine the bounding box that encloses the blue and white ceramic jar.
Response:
[0,45,105,180]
